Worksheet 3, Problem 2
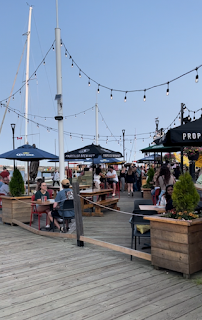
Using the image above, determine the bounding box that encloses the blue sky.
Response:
[1,0,202,167]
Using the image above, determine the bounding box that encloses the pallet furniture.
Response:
[144,215,202,278]
[1,195,32,225]
[80,188,119,216]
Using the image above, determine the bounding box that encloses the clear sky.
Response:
[0,0,202,167]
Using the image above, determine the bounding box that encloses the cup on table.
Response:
[41,196,47,203]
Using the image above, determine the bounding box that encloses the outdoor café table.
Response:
[47,184,91,198]
[79,188,118,216]
[139,205,166,214]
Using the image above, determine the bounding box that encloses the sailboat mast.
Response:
[55,0,64,187]
[24,6,32,182]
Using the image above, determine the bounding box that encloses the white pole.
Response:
[95,103,98,145]
[55,0,64,188]
[24,6,32,183]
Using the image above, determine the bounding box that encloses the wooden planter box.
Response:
[144,215,202,277]
[1,195,32,225]
[141,188,152,200]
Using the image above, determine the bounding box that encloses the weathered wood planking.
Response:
[2,197,32,224]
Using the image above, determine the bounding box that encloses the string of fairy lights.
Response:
[1,38,202,150]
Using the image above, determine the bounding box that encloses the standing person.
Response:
[173,165,181,180]
[106,166,118,197]
[125,166,135,196]
[0,167,10,179]
[120,166,126,192]
[52,169,60,186]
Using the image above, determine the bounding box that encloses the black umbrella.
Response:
[163,117,202,146]
[65,144,123,188]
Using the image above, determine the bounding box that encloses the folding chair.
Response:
[30,194,48,230]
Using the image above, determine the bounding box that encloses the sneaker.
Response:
[57,218,63,223]
[45,224,50,229]
[60,226,65,233]
[112,193,116,197]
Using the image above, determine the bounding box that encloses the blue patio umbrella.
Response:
[0,144,58,193]
[137,154,161,163]
[84,155,123,165]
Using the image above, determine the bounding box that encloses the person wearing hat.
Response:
[47,179,75,232]
[0,167,10,179]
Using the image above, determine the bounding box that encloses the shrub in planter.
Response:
[9,168,25,197]
[166,172,200,220]
[142,167,155,188]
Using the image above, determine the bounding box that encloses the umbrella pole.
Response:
[27,162,30,195]
[92,158,94,189]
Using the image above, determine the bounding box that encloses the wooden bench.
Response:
[82,197,120,217]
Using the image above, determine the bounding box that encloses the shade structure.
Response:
[137,154,161,163]
[163,117,202,146]
[65,143,123,159]
[48,158,81,163]
[0,144,58,161]
[141,144,182,153]
[84,155,124,165]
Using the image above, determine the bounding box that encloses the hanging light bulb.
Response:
[88,78,91,86]
[193,111,196,120]
[13,95,14,100]
[81,135,83,141]
[60,40,63,46]
[35,72,37,77]
[179,115,181,121]
[8,109,10,113]
[45,117,46,121]
[110,89,113,100]
[174,122,176,127]
[79,70,81,78]
[124,92,127,102]
[97,84,100,93]
[107,136,108,141]
[166,82,169,96]
[92,107,94,111]
[150,133,151,138]
[143,90,146,102]
[195,68,199,83]
[130,140,132,144]
[70,133,72,139]
[71,59,74,67]
[18,114,19,118]
[188,114,191,120]
[93,136,95,143]
[43,60,45,65]
[65,51,67,57]
[37,123,39,128]
[6,100,7,104]
[52,45,54,51]
[120,136,121,141]
[20,90,21,94]
[184,106,187,111]
[135,136,137,140]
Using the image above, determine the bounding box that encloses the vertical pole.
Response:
[122,129,125,161]
[55,0,64,189]
[24,6,32,182]
[181,103,184,173]
[95,103,99,145]
[55,139,56,170]
[72,182,84,247]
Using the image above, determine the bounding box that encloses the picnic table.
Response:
[80,188,119,217]
[47,185,91,198]
[139,204,166,214]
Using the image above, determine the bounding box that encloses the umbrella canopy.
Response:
[163,117,202,146]
[0,144,58,161]
[84,155,123,165]
[137,154,161,163]
[141,144,182,153]
[48,157,82,162]
[65,143,123,159]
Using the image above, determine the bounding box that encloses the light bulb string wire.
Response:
[0,41,55,104]
[63,42,202,94]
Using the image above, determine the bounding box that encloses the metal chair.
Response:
[52,199,75,232]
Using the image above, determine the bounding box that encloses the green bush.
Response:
[172,172,199,213]
[9,168,25,197]
[143,167,155,188]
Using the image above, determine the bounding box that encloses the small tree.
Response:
[172,172,199,213]
[143,167,155,188]
[9,168,25,197]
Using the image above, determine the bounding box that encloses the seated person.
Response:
[0,176,4,188]
[106,166,118,197]
[94,168,101,189]
[48,179,75,232]
[160,184,174,211]
[0,177,10,195]
[34,181,50,227]
[36,178,43,192]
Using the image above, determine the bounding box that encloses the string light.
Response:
[52,45,54,51]
[97,84,100,94]
[193,111,196,120]
[124,92,127,102]
[60,40,63,46]
[35,72,36,77]
[43,60,45,65]
[71,60,74,67]
[45,117,46,121]
[79,70,81,78]
[179,115,181,121]
[12,95,14,100]
[65,51,67,57]
[70,133,72,139]
[143,90,146,102]
[37,124,39,128]
[88,78,91,86]
[195,68,199,83]
[188,114,191,120]
[166,82,169,96]
[110,89,113,100]
[174,122,176,127]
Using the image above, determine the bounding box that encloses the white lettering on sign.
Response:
[182,132,202,140]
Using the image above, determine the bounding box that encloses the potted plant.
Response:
[2,168,32,225]
[141,167,154,199]
[184,147,202,161]
[163,153,175,163]
[144,172,202,277]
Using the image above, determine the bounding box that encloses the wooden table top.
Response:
[47,185,91,190]
[32,199,55,205]
[139,204,166,214]
[80,188,113,196]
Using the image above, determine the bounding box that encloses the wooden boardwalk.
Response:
[1,191,202,319]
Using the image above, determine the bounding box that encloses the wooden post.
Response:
[72,182,84,247]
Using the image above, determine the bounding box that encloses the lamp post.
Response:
[122,129,125,161]
[11,123,16,170]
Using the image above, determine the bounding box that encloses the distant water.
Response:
[9,170,52,179]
